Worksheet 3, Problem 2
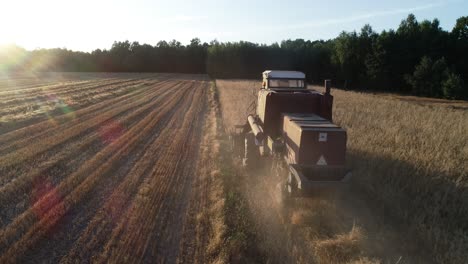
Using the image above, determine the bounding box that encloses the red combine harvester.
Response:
[231,70,351,202]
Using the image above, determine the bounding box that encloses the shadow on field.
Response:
[240,158,369,264]
[348,149,468,264]
[231,149,448,263]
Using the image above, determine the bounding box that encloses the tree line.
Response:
[1,14,467,99]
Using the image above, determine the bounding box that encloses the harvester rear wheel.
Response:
[281,171,297,205]
[243,132,260,170]
[280,183,293,206]
[287,171,298,195]
[271,156,284,178]
[229,132,245,159]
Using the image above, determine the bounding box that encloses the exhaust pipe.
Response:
[248,115,264,142]
[324,79,331,95]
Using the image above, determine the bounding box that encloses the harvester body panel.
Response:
[257,90,324,138]
[282,113,347,167]
[235,70,350,198]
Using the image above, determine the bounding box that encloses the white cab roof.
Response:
[263,70,305,79]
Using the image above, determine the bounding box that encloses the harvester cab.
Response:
[232,70,351,202]
[262,70,306,90]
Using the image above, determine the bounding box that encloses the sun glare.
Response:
[0,0,110,52]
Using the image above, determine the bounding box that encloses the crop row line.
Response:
[63,81,204,262]
[0,77,175,149]
[0,79,182,168]
[0,81,194,261]
[101,82,206,263]
[0,80,185,229]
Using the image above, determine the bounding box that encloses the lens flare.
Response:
[0,44,28,73]
[31,178,64,234]
[56,97,76,119]
[99,120,124,145]
[35,93,77,125]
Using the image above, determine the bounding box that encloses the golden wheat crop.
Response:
[313,85,468,264]
[217,79,467,264]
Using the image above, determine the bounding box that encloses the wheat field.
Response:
[0,73,225,263]
[217,79,468,264]
[315,85,468,263]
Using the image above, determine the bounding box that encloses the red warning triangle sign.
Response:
[317,155,327,165]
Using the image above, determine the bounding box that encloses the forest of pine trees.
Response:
[2,14,467,99]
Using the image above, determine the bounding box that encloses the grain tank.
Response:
[231,70,351,201]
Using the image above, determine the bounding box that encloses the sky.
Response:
[0,0,466,52]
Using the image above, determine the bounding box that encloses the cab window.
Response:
[269,79,304,88]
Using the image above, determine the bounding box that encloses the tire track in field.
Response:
[0,80,195,262]
[0,73,166,94]
[0,78,130,102]
[0,80,183,227]
[0,79,141,142]
[1,75,218,263]
[176,85,220,263]
[59,81,204,263]
[141,83,207,263]
[19,81,201,263]
[0,78,103,100]
[0,80,63,92]
[0,77,174,151]
[0,79,177,168]
[0,78,175,160]
[0,79,174,186]
[0,79,153,133]
[0,79,117,109]
[0,75,110,93]
[97,81,207,263]
[0,76,176,136]
[0,79,98,97]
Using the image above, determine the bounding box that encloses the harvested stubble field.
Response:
[216,80,468,264]
[0,73,225,263]
[1,73,466,264]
